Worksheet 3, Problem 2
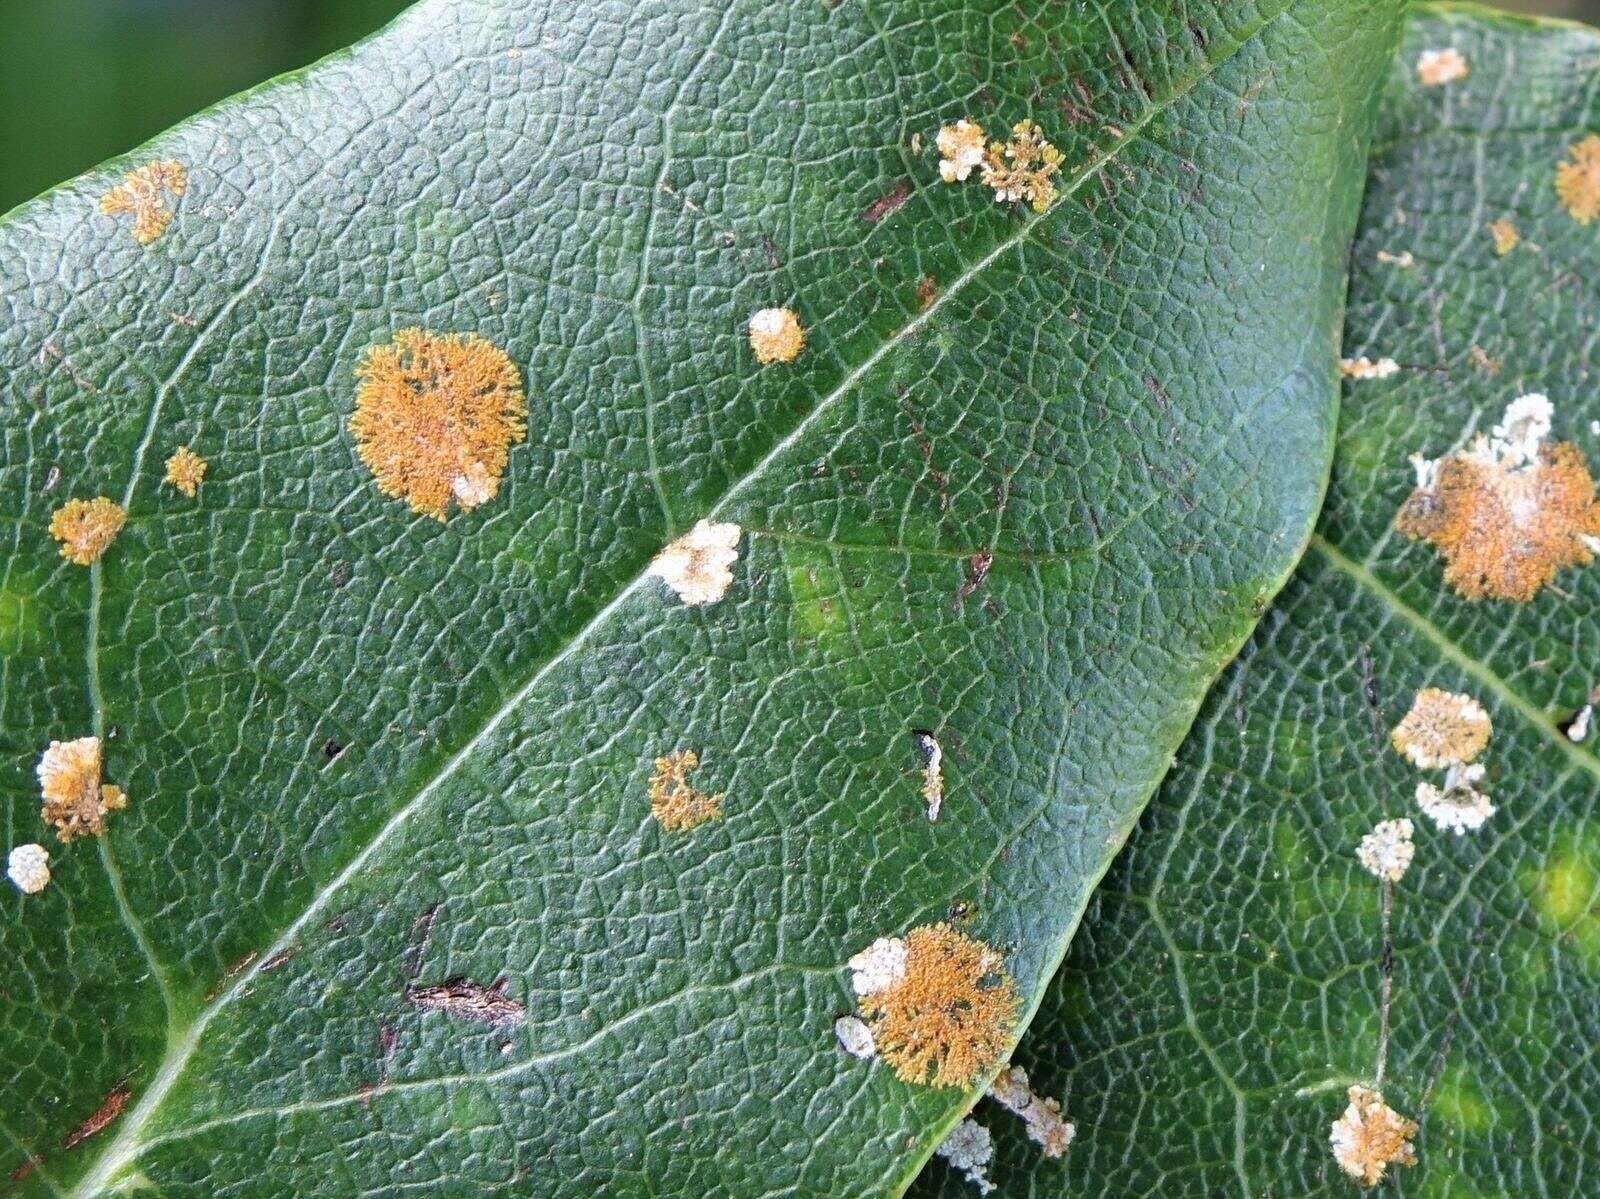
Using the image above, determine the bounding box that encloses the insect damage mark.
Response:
[405,978,526,1030]
[62,1084,132,1151]
[859,182,912,224]
[955,553,993,603]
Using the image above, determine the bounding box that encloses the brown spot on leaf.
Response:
[62,1084,131,1151]
[860,182,911,224]
[956,552,994,602]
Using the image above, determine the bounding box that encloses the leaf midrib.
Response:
[66,9,1285,1192]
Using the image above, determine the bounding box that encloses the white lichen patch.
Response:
[747,307,805,364]
[934,1119,996,1195]
[1330,1085,1418,1186]
[1391,688,1492,768]
[1338,356,1400,381]
[7,844,50,895]
[848,936,908,997]
[1357,818,1415,883]
[648,519,742,606]
[988,1064,1076,1157]
[37,736,127,843]
[912,731,944,821]
[1415,763,1495,835]
[937,119,986,183]
[834,1015,877,1060]
[1416,48,1469,87]
[1569,702,1594,744]
[1376,250,1414,268]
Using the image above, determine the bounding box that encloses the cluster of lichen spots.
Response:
[1391,688,1491,769]
[98,160,187,245]
[936,118,1064,213]
[1397,396,1600,602]
[851,923,1018,1088]
[747,307,805,365]
[163,445,206,498]
[1329,1085,1418,1187]
[49,497,126,565]
[647,750,725,832]
[1557,135,1600,225]
[36,736,128,843]
[350,329,526,521]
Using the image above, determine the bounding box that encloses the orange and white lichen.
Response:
[647,749,724,832]
[1557,135,1600,225]
[747,307,805,365]
[36,737,128,843]
[981,120,1064,213]
[1488,218,1519,256]
[98,160,187,245]
[49,497,126,565]
[1415,763,1495,835]
[988,1065,1075,1157]
[1391,688,1491,768]
[912,731,944,821]
[350,329,526,521]
[1416,48,1469,87]
[1376,250,1414,268]
[1356,818,1415,883]
[850,923,1018,1088]
[7,844,50,895]
[1338,356,1399,381]
[937,119,987,183]
[1329,1085,1418,1186]
[1396,394,1600,602]
[648,519,741,606]
[163,445,207,498]
[934,1119,996,1195]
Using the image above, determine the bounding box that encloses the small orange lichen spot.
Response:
[936,119,986,183]
[49,497,126,565]
[1488,218,1519,256]
[98,160,187,245]
[1416,47,1469,87]
[1329,1085,1418,1187]
[163,445,207,498]
[36,736,128,843]
[1391,687,1491,768]
[1469,345,1501,376]
[748,307,805,365]
[1397,394,1600,601]
[982,120,1064,213]
[853,923,1018,1089]
[1337,356,1399,381]
[1557,135,1600,225]
[350,329,526,521]
[648,750,725,832]
[1376,250,1414,268]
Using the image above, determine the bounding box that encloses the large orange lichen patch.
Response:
[36,737,127,843]
[850,923,1018,1088]
[99,160,187,245]
[351,329,526,521]
[49,498,126,565]
[1557,135,1600,225]
[1396,394,1600,601]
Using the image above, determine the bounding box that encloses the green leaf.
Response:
[0,0,1396,1194]
[919,5,1600,1195]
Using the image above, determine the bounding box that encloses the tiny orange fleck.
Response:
[98,160,187,245]
[855,923,1018,1088]
[164,445,207,498]
[36,737,128,843]
[1487,218,1519,256]
[1557,135,1600,225]
[49,497,126,565]
[350,329,526,521]
[648,750,725,832]
[748,308,805,365]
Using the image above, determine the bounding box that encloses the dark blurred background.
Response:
[0,0,1596,215]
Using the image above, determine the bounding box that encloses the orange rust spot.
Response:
[858,923,1018,1088]
[1397,443,1600,602]
[1487,218,1519,256]
[49,497,125,565]
[351,329,526,521]
[647,750,724,832]
[1557,135,1600,225]
[163,445,207,497]
[98,161,187,245]
[62,1084,131,1151]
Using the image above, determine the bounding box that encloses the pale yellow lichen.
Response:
[1488,218,1519,256]
[1391,688,1491,768]
[1416,48,1469,87]
[748,307,805,365]
[163,446,206,498]
[36,737,128,843]
[1356,818,1415,883]
[1338,356,1399,381]
[853,923,1018,1088]
[981,120,1063,213]
[648,749,724,832]
[937,119,987,183]
[1376,250,1414,268]
[1329,1085,1418,1186]
[1557,135,1600,226]
[98,160,187,245]
[350,329,526,521]
[648,519,741,606]
[49,497,126,565]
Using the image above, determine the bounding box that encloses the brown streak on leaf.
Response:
[406,977,525,1029]
[859,182,912,225]
[62,1084,131,1151]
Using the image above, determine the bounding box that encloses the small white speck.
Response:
[7,844,50,894]
[1415,763,1495,834]
[1416,48,1469,87]
[1376,250,1414,268]
[1338,356,1400,381]
[1569,704,1594,744]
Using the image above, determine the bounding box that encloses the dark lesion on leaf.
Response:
[405,978,525,1029]
[62,1083,132,1151]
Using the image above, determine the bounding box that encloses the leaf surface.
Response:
[0,0,1395,1194]
[917,6,1600,1195]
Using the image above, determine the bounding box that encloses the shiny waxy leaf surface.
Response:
[919,6,1600,1195]
[0,0,1395,1194]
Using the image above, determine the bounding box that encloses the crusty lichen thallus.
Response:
[99,160,187,245]
[648,750,724,832]
[49,497,125,565]
[164,445,206,497]
[350,329,526,521]
[36,736,127,843]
